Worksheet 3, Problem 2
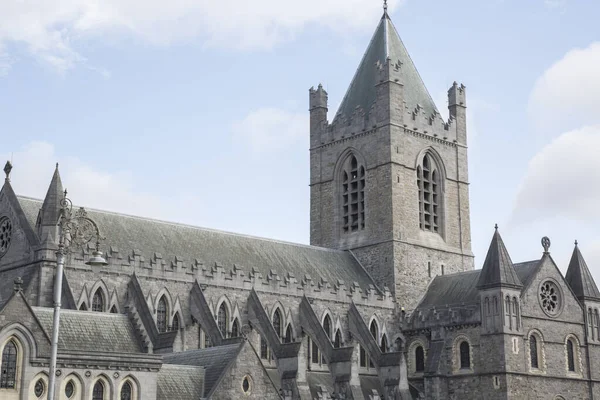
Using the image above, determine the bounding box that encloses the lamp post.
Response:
[47,190,108,400]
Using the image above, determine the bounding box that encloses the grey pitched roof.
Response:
[39,165,63,227]
[334,12,439,122]
[476,228,522,289]
[17,196,377,292]
[157,364,204,400]
[162,343,242,397]
[416,261,540,309]
[307,372,334,399]
[566,244,600,301]
[32,307,142,353]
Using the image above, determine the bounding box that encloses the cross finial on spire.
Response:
[494,223,498,231]
[575,239,578,247]
[4,161,12,182]
[383,0,388,13]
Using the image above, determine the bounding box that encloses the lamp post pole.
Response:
[47,190,108,400]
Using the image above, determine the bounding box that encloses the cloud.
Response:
[232,108,308,153]
[0,0,404,74]
[0,141,200,221]
[528,42,600,137]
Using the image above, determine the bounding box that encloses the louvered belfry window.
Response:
[342,155,365,233]
[417,153,440,233]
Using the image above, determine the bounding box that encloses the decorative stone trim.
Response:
[564,334,583,377]
[407,338,428,376]
[526,329,546,374]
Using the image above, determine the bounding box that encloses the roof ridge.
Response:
[16,195,349,255]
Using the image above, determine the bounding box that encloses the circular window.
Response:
[241,375,252,395]
[34,379,45,398]
[539,280,562,317]
[0,217,12,258]
[65,380,75,398]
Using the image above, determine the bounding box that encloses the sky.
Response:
[1,0,600,281]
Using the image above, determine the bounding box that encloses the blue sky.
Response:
[1,0,600,280]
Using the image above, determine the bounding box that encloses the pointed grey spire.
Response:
[333,11,438,122]
[566,242,600,301]
[38,163,64,227]
[477,226,523,290]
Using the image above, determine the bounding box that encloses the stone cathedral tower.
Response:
[309,9,474,309]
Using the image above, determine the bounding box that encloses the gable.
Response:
[520,255,583,326]
[0,185,39,268]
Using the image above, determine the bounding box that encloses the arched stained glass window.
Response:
[567,339,575,372]
[0,340,17,388]
[459,341,471,369]
[415,345,425,372]
[92,289,104,312]
[92,381,104,400]
[157,296,168,333]
[218,302,228,337]
[231,318,240,338]
[120,381,132,400]
[284,324,293,344]
[273,309,282,339]
[341,154,365,233]
[417,152,442,233]
[530,335,539,369]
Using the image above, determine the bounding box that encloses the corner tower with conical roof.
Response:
[309,8,474,309]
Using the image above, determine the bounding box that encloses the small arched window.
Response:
[260,335,269,360]
[217,302,228,337]
[65,380,75,398]
[415,345,425,372]
[120,381,132,400]
[110,305,118,314]
[530,335,539,369]
[0,340,18,388]
[172,313,180,331]
[92,381,105,400]
[595,309,600,339]
[157,296,168,333]
[284,324,293,344]
[567,339,576,372]
[334,329,342,348]
[323,315,332,340]
[589,308,595,340]
[459,341,471,369]
[231,318,240,338]
[381,334,388,353]
[79,303,88,311]
[341,154,365,233]
[34,378,45,398]
[417,152,441,233]
[273,309,282,339]
[505,295,512,329]
[512,297,520,330]
[369,320,378,341]
[92,289,104,312]
[311,338,320,364]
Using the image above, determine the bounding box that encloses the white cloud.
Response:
[528,42,600,137]
[232,108,308,153]
[0,0,404,74]
[0,141,200,221]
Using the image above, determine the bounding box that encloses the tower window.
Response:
[417,152,442,233]
[341,154,365,233]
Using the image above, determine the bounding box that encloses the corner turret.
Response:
[566,241,600,302]
[309,84,328,149]
[448,81,467,144]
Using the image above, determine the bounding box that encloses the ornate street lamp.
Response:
[47,190,107,400]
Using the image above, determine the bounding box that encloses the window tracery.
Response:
[0,217,12,258]
[539,281,562,317]
[0,339,17,388]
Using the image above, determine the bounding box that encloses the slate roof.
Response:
[0,265,37,310]
[32,307,142,353]
[157,364,204,400]
[566,244,600,300]
[334,11,439,122]
[162,342,242,397]
[416,261,540,309]
[307,371,334,399]
[17,196,377,292]
[476,228,522,289]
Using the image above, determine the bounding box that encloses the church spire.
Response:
[333,9,438,123]
[38,163,64,228]
[566,241,600,301]
[477,226,523,290]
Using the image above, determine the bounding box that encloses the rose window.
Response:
[0,217,12,258]
[539,281,561,316]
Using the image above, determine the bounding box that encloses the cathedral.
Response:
[0,6,598,400]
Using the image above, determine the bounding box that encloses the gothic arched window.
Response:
[157,296,168,333]
[417,152,441,233]
[369,320,378,341]
[415,345,425,372]
[381,334,388,353]
[341,154,365,233]
[284,324,293,344]
[120,381,132,400]
[567,339,576,372]
[273,309,282,339]
[217,302,228,337]
[260,335,269,360]
[323,315,332,340]
[92,381,104,400]
[530,335,539,369]
[334,329,342,348]
[92,289,104,312]
[0,340,17,388]
[231,318,240,338]
[459,341,471,369]
[172,313,180,331]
